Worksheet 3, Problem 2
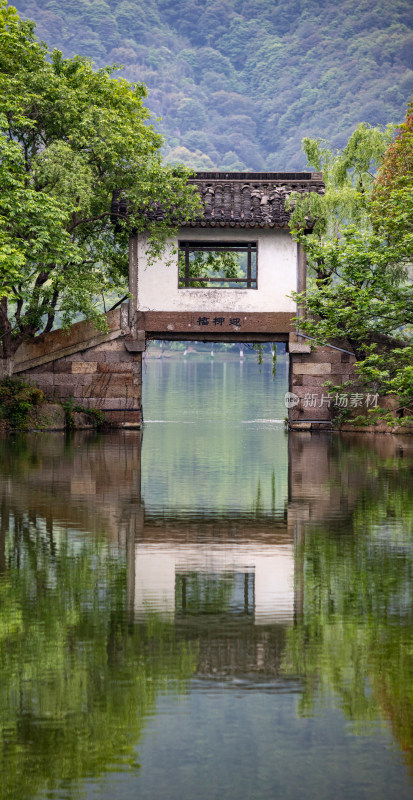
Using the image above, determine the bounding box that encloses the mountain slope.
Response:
[13,0,413,169]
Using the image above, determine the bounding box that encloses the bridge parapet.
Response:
[14,307,142,428]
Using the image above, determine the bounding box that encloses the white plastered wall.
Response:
[133,542,294,624]
[135,227,298,313]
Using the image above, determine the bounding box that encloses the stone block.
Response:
[104,351,133,362]
[301,375,334,388]
[120,303,129,331]
[340,423,390,433]
[329,371,343,382]
[288,500,311,519]
[26,373,54,386]
[289,388,333,420]
[83,350,106,362]
[72,361,97,374]
[379,395,400,410]
[104,410,141,425]
[100,374,133,388]
[53,359,73,373]
[14,308,120,364]
[293,362,331,375]
[338,361,356,374]
[53,374,92,386]
[289,422,312,431]
[393,423,413,434]
[50,377,75,392]
[52,385,75,399]
[288,334,312,354]
[91,339,124,353]
[289,342,312,353]
[124,340,146,353]
[307,349,344,363]
[80,397,139,410]
[290,405,333,421]
[73,385,88,398]
[97,363,135,374]
[83,374,139,399]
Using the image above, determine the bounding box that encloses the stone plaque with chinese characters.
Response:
[141,312,294,335]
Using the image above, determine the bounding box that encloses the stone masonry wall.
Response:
[14,307,142,428]
[288,338,356,430]
[12,311,357,432]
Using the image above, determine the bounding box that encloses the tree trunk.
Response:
[0,297,15,377]
[0,357,14,378]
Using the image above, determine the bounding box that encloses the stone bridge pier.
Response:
[15,306,143,428]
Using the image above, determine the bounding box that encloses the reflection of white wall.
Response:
[134,543,294,624]
[136,228,297,313]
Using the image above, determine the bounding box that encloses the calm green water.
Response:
[1,356,413,800]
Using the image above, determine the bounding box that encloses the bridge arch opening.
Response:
[142,338,290,426]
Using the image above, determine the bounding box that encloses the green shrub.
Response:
[0,378,45,430]
[62,398,107,430]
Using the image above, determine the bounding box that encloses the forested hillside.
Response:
[12,0,413,169]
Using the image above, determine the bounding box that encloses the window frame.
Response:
[178,240,258,289]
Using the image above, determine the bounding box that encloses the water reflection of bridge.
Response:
[1,430,411,677]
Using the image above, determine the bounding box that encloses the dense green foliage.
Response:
[62,397,107,430]
[289,106,413,420]
[0,1,199,373]
[13,0,413,170]
[0,376,44,429]
[372,97,413,244]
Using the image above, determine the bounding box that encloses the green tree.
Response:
[371,97,413,247]
[289,112,413,419]
[0,1,199,375]
[288,122,393,243]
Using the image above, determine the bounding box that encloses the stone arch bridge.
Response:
[15,172,355,430]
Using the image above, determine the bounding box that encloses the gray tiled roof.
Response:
[111,171,325,229]
[185,172,325,228]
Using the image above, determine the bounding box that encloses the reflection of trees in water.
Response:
[1,429,413,792]
[285,443,413,774]
[0,513,198,800]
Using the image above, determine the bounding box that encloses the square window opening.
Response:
[178,241,257,289]
[175,571,255,617]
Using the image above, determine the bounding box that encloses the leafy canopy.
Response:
[289,109,413,418]
[0,0,199,368]
[372,97,413,248]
